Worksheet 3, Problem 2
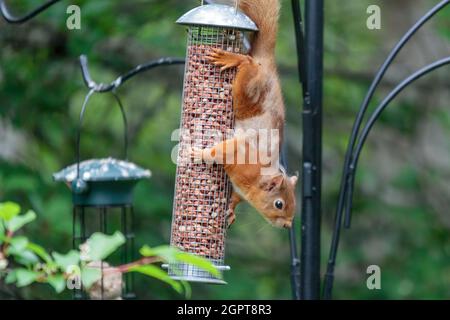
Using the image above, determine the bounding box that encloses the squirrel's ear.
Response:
[260,174,284,191]
[290,176,298,186]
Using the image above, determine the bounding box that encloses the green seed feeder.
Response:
[53,91,151,299]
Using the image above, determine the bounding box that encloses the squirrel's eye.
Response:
[274,199,284,210]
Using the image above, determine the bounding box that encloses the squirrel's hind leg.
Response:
[226,191,242,228]
[206,49,267,115]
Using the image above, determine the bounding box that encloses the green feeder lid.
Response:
[53,158,151,183]
[53,158,151,206]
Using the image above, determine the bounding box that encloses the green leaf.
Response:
[6,210,36,233]
[140,245,178,261]
[28,242,53,264]
[0,202,21,221]
[129,265,182,294]
[7,238,40,266]
[86,232,125,261]
[181,280,192,299]
[175,252,220,278]
[52,250,80,271]
[140,245,220,278]
[139,245,156,257]
[5,270,17,284]
[15,269,39,287]
[12,251,39,266]
[81,266,102,289]
[9,236,29,251]
[0,222,5,242]
[47,274,66,293]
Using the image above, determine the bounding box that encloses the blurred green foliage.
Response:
[0,0,449,299]
[0,201,218,298]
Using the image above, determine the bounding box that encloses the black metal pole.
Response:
[291,0,306,300]
[281,145,301,300]
[300,0,324,300]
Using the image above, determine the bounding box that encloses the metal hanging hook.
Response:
[0,0,62,24]
[79,54,185,93]
[75,88,129,173]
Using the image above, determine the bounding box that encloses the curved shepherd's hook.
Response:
[349,57,450,193]
[0,0,62,24]
[324,0,450,300]
[340,0,450,230]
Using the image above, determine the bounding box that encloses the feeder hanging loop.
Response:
[75,89,129,181]
[80,56,100,91]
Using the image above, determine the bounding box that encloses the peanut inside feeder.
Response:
[168,4,257,284]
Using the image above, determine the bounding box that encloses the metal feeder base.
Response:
[163,263,230,285]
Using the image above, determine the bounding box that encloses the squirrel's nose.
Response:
[283,221,292,229]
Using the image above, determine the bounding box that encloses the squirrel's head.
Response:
[251,172,298,229]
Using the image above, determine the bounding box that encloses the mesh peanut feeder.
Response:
[168,3,257,284]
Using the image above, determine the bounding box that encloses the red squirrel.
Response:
[193,0,298,229]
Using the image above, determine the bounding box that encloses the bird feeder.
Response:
[168,3,257,284]
[54,93,151,299]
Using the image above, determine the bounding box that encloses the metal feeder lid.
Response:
[53,158,152,183]
[176,4,258,31]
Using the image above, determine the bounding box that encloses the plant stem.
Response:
[116,256,162,273]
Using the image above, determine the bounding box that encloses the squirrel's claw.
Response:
[205,49,224,61]
[190,147,204,164]
[226,209,236,229]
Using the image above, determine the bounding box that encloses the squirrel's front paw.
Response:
[190,147,204,164]
[190,147,215,164]
[206,48,239,72]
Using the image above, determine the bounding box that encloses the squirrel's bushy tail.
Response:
[238,0,280,56]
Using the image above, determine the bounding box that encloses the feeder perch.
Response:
[168,3,257,284]
[54,93,151,299]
